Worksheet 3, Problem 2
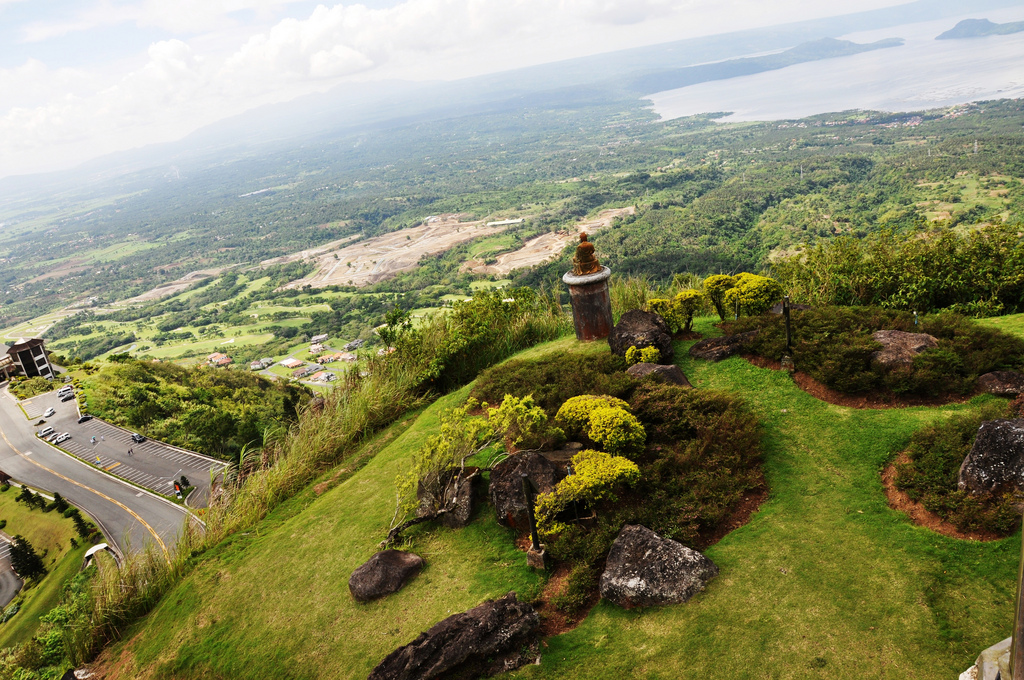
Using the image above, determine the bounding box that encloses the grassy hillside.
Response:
[95,320,1022,678]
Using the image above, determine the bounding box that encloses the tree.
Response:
[9,535,46,580]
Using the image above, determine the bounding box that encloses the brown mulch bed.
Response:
[881,452,1002,541]
[742,354,976,409]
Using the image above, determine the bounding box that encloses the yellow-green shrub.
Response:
[724,273,784,317]
[535,449,640,535]
[587,406,646,457]
[703,274,736,320]
[486,394,564,450]
[625,345,661,366]
[555,394,630,438]
[648,289,703,333]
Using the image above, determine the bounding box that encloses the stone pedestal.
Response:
[959,636,1010,680]
[526,546,550,570]
[563,266,613,342]
[781,355,795,373]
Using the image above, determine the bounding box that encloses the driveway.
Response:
[23,391,224,508]
[0,385,193,558]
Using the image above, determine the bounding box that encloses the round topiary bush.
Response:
[587,406,646,458]
[555,394,631,438]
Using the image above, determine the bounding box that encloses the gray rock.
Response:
[600,524,718,609]
[978,371,1024,397]
[609,310,674,362]
[870,330,938,368]
[958,419,1024,495]
[417,466,481,529]
[349,550,424,602]
[688,330,758,362]
[489,453,565,531]
[626,363,692,387]
[368,592,540,680]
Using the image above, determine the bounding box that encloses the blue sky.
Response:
[0,0,908,178]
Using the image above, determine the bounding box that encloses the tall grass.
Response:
[65,288,571,668]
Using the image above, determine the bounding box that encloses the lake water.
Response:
[648,10,1024,121]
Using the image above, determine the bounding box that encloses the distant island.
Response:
[627,37,904,96]
[937,18,1024,40]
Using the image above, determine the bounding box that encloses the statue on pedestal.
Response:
[572,232,602,276]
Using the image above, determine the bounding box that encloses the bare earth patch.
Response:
[286,214,508,289]
[122,267,230,304]
[882,453,1001,541]
[463,206,635,277]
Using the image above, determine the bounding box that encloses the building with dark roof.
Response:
[0,338,55,380]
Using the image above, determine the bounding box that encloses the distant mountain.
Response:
[621,37,904,96]
[937,18,1024,39]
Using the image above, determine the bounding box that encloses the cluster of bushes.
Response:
[772,225,1024,316]
[84,359,311,460]
[729,306,1024,395]
[894,399,1020,534]
[8,376,55,400]
[467,349,763,616]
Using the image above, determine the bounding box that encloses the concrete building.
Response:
[0,338,55,381]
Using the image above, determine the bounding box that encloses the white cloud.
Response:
[0,0,912,177]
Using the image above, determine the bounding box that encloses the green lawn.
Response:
[0,544,89,649]
[0,488,78,567]
[98,322,1022,679]
[976,311,1024,337]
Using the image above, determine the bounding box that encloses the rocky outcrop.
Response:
[417,467,481,529]
[609,310,674,362]
[349,550,424,602]
[870,330,938,368]
[978,371,1024,397]
[368,592,540,680]
[599,525,718,609]
[489,453,565,530]
[688,331,758,362]
[958,419,1024,495]
[626,363,692,387]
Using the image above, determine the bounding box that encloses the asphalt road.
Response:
[0,386,191,559]
[0,542,22,609]
[24,391,224,507]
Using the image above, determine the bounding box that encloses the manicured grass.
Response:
[0,544,89,649]
[85,324,1024,678]
[0,488,78,567]
[976,311,1024,337]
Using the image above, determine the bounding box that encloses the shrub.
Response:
[555,394,631,439]
[894,400,1019,534]
[487,394,564,450]
[723,273,784,317]
[624,345,661,366]
[673,289,703,332]
[587,406,646,458]
[535,449,640,536]
[703,274,736,320]
[471,351,632,415]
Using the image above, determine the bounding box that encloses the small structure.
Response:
[309,343,326,354]
[344,339,366,351]
[338,352,358,362]
[249,361,265,371]
[280,358,304,369]
[207,353,232,367]
[311,371,336,383]
[562,233,613,341]
[293,366,317,378]
[1,338,55,380]
[311,333,329,344]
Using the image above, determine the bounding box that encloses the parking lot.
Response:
[22,391,224,507]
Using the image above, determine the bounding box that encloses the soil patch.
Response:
[694,476,769,551]
[743,355,975,409]
[881,453,1002,541]
[513,534,600,638]
[673,330,702,342]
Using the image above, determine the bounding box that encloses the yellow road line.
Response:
[0,424,168,556]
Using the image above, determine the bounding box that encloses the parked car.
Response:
[43,407,55,418]
[60,394,75,402]
[46,432,60,442]
[55,433,70,444]
[77,415,93,424]
[57,386,73,396]
[130,433,146,443]
[38,427,54,438]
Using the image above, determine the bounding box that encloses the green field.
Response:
[98,318,1021,679]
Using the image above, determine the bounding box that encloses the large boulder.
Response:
[688,330,758,362]
[489,453,565,530]
[978,371,1024,397]
[870,330,938,369]
[599,524,718,609]
[609,310,674,362]
[349,550,425,602]
[368,592,540,680]
[958,419,1024,495]
[626,363,692,387]
[417,466,481,529]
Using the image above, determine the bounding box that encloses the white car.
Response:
[38,426,54,438]
[54,433,70,444]
[43,407,55,418]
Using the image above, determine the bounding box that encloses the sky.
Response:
[0,0,911,179]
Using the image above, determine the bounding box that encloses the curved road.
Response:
[0,387,190,559]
